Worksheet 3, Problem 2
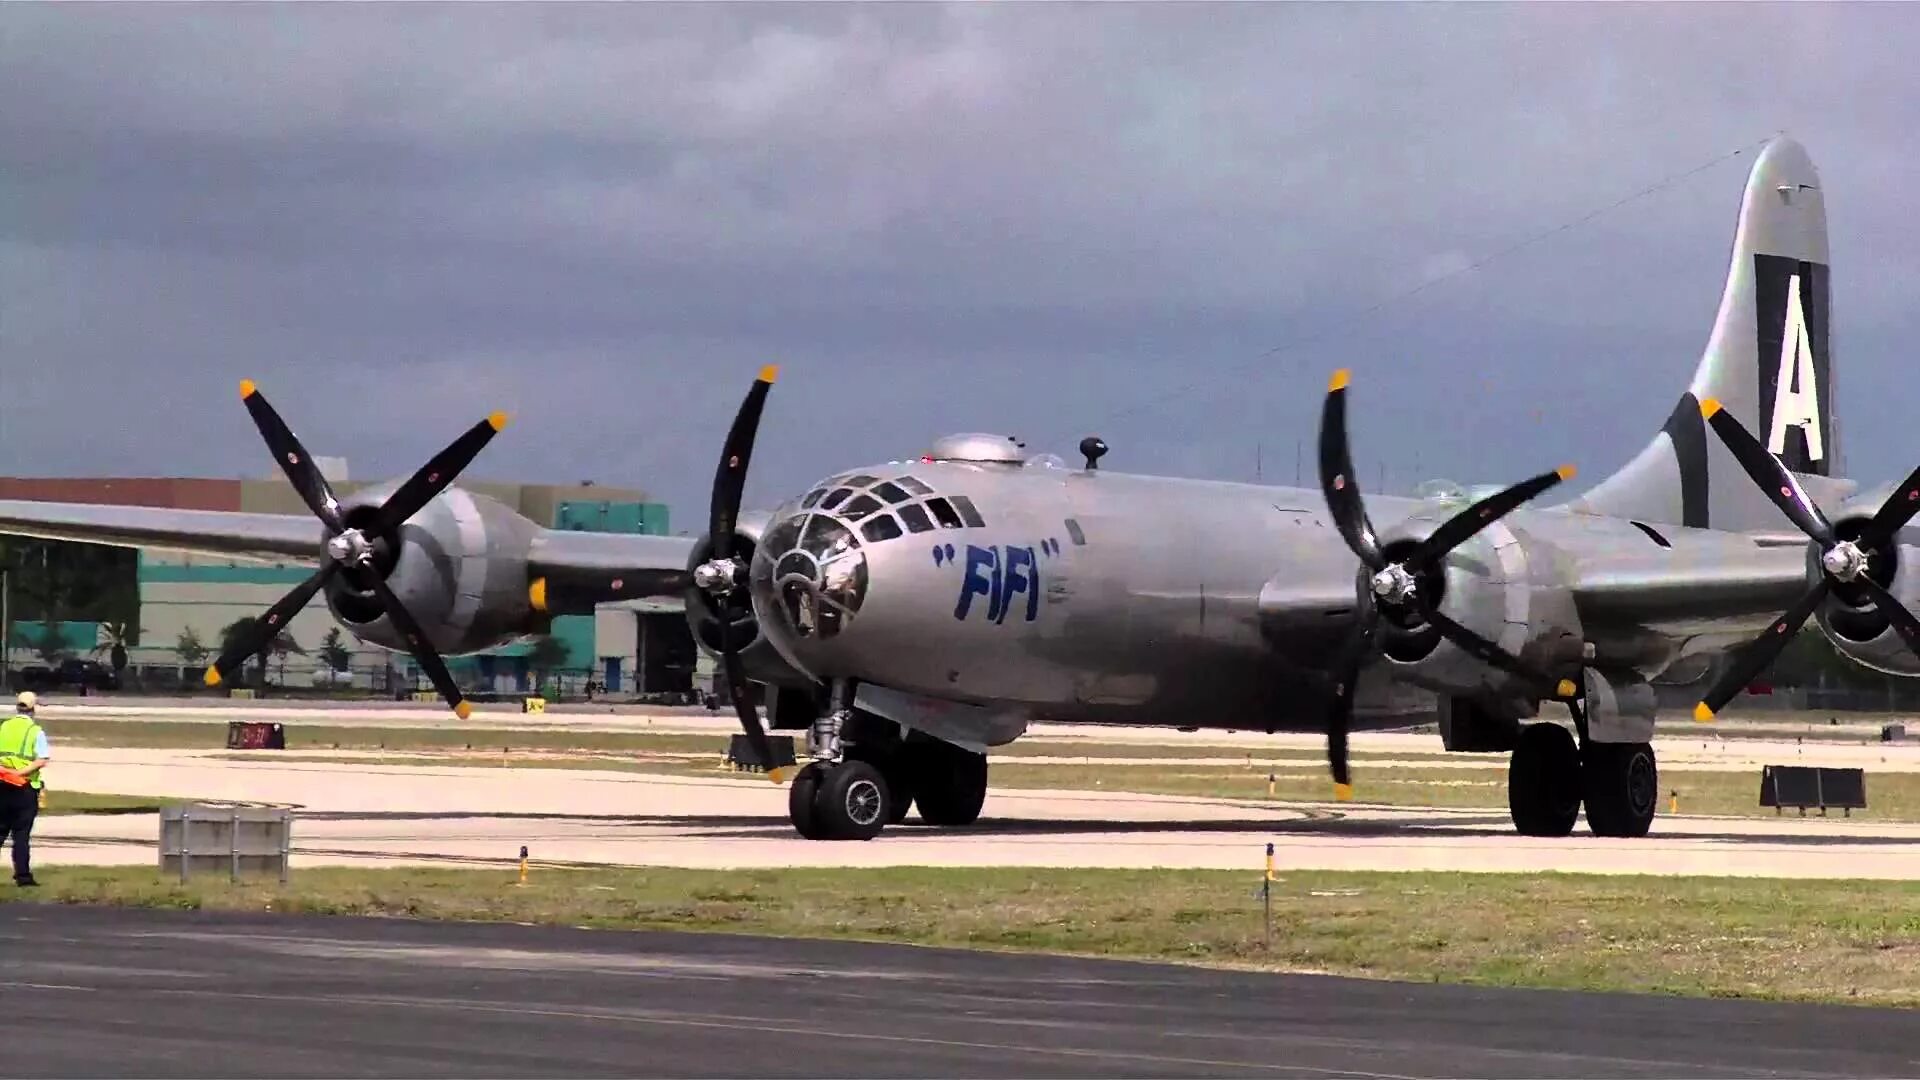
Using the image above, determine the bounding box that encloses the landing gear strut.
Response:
[784,688,990,840]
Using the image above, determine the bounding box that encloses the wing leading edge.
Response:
[0,499,321,565]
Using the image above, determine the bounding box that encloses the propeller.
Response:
[1315,369,1579,798]
[689,366,791,784]
[1692,398,1920,721]
[203,380,507,720]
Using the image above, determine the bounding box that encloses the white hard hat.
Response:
[13,691,36,712]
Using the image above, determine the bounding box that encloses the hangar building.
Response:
[0,466,703,697]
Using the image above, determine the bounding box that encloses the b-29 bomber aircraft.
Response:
[4,136,1916,842]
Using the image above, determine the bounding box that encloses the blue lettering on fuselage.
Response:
[947,539,1057,624]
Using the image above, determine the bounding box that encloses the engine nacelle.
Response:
[1816,486,1920,676]
[323,482,542,656]
[682,510,810,688]
[1374,508,1583,702]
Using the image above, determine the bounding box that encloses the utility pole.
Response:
[1294,440,1302,486]
[1255,443,1262,483]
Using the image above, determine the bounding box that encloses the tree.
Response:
[319,627,351,675]
[32,622,68,665]
[91,621,132,675]
[218,617,271,686]
[174,627,209,669]
[269,630,305,683]
[527,634,570,688]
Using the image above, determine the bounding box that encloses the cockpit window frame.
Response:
[947,495,986,528]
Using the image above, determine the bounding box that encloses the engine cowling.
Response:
[322,482,542,656]
[1816,486,1920,676]
[681,510,810,687]
[1373,507,1582,699]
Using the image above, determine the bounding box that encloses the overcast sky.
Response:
[4,3,1920,529]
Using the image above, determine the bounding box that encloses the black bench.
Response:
[1759,765,1866,816]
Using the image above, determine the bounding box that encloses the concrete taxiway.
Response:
[8,904,1917,1078]
[31,744,1920,879]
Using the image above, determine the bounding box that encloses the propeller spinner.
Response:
[203,380,506,720]
[1691,398,1920,720]
[1314,370,1579,798]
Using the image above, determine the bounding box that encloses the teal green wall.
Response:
[140,562,311,585]
[11,620,101,653]
[553,500,669,535]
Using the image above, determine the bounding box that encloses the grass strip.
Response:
[8,864,1920,1007]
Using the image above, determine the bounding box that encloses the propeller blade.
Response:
[366,574,470,720]
[710,367,778,563]
[1856,575,1920,658]
[1423,605,1577,702]
[718,616,786,783]
[1693,579,1830,721]
[1701,399,1835,547]
[203,563,337,687]
[1318,370,1385,571]
[239,380,347,534]
[1322,606,1378,798]
[371,413,510,535]
[1409,465,1576,572]
[1859,464,1920,550]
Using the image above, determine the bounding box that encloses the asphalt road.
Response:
[5,905,1915,1079]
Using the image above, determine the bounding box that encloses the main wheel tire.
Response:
[1508,722,1582,837]
[1583,741,1658,838]
[813,759,891,841]
[912,744,988,827]
[788,762,831,840]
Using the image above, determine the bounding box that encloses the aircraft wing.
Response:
[0,497,700,601]
[527,529,697,600]
[0,499,320,565]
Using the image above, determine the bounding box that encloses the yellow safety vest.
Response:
[0,714,45,790]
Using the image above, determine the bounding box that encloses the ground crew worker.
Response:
[0,690,50,887]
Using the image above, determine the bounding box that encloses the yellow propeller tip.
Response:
[202,667,223,687]
[238,379,257,400]
[1328,369,1351,392]
[487,411,510,432]
[454,701,473,721]
[1556,679,1578,699]
[1693,702,1717,723]
[1333,782,1354,802]
[759,364,780,384]
[1700,397,1723,419]
[1556,464,1577,482]
[528,577,548,612]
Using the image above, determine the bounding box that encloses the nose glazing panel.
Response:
[755,509,869,640]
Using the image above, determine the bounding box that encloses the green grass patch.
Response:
[10,864,1920,1007]
[39,791,198,816]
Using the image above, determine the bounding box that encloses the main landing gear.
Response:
[786,683,989,840]
[1506,706,1657,838]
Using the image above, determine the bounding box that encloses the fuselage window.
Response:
[894,476,934,496]
[801,489,826,509]
[926,497,964,529]
[1064,518,1087,546]
[821,487,853,511]
[840,493,883,522]
[860,514,903,543]
[948,495,986,528]
[899,504,934,533]
[872,481,910,504]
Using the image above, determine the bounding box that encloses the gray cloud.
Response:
[3,3,1920,523]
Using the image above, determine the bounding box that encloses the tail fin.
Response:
[1570,136,1854,532]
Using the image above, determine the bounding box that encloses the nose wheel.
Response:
[788,759,890,841]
